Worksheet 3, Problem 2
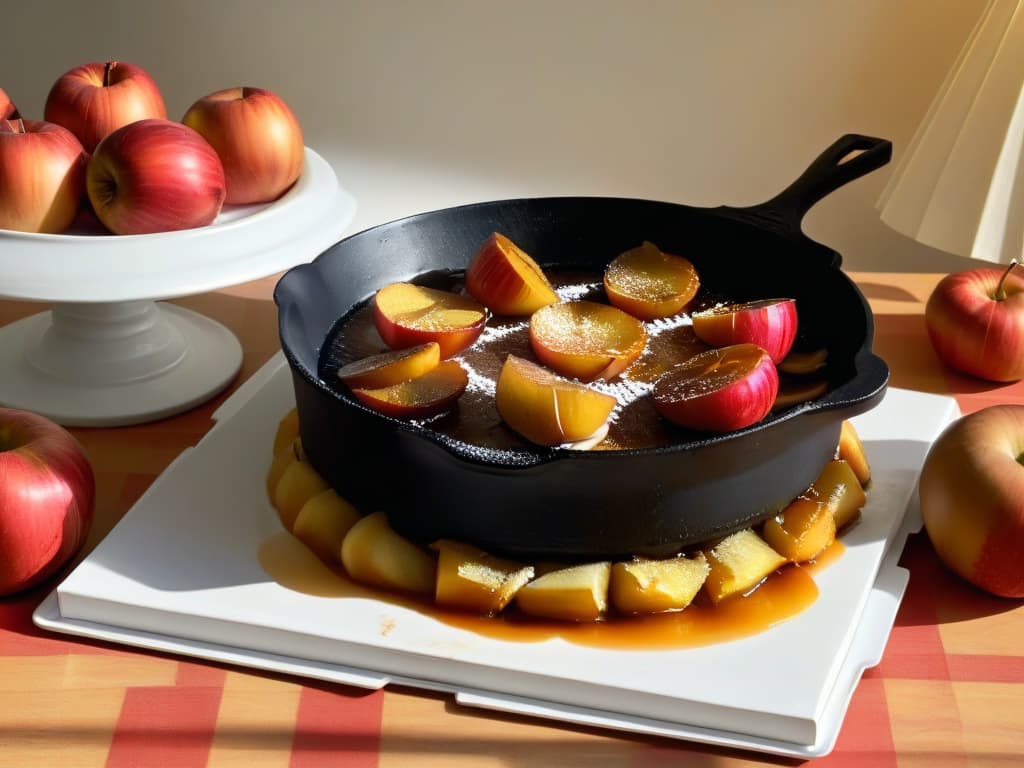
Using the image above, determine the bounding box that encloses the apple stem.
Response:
[994,259,1021,301]
[103,61,118,87]
[3,118,25,134]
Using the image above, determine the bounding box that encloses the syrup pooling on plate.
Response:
[320,272,722,451]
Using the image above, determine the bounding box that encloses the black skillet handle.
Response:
[740,134,893,236]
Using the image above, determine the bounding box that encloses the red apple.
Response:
[373,282,487,358]
[0,407,95,596]
[919,404,1024,597]
[86,118,226,235]
[0,87,20,119]
[465,232,559,316]
[691,298,798,364]
[182,86,304,205]
[0,118,87,234]
[925,261,1024,382]
[652,343,778,432]
[44,60,167,153]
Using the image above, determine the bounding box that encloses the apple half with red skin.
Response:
[87,118,226,235]
[44,60,167,153]
[337,342,441,390]
[919,404,1024,597]
[0,119,87,234]
[351,360,468,419]
[465,232,559,316]
[653,343,778,432]
[0,407,95,596]
[691,298,798,364]
[530,300,648,381]
[0,87,20,119]
[182,86,304,205]
[373,282,486,358]
[603,241,700,321]
[925,261,1024,382]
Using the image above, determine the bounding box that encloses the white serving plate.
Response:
[34,354,959,758]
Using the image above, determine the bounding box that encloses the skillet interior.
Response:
[276,135,891,560]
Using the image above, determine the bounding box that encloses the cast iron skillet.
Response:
[276,134,892,560]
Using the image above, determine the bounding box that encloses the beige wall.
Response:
[1,0,987,271]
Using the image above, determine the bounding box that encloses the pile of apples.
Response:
[0,61,304,236]
[337,232,804,447]
[266,406,872,621]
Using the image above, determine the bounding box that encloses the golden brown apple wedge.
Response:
[702,528,787,604]
[292,488,363,564]
[351,360,468,419]
[838,420,871,486]
[515,561,612,622]
[609,553,710,615]
[529,300,647,381]
[337,342,441,390]
[778,348,828,375]
[431,539,534,615]
[495,354,617,446]
[266,437,301,500]
[603,241,700,320]
[807,459,867,530]
[762,497,837,563]
[691,298,798,364]
[373,282,486,358]
[465,232,559,316]
[273,450,331,532]
[340,511,436,595]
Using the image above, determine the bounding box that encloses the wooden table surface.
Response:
[1,271,1022,767]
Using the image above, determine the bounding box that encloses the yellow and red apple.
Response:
[919,404,1024,597]
[529,300,647,381]
[350,360,468,419]
[692,298,798,364]
[653,343,778,432]
[336,342,441,390]
[495,354,617,446]
[603,241,700,320]
[44,60,167,153]
[182,86,304,205]
[373,282,486,358]
[0,118,87,234]
[925,263,1024,382]
[465,232,559,316]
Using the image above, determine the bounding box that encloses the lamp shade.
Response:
[878,0,1024,263]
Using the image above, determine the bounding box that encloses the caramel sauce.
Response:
[259,531,845,650]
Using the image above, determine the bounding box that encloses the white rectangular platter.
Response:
[35,353,959,758]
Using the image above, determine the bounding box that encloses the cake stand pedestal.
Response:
[0,148,356,427]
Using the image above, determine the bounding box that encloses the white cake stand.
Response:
[0,147,356,427]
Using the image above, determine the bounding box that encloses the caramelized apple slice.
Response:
[838,420,871,486]
[340,511,436,595]
[515,561,612,622]
[495,354,616,446]
[529,300,647,381]
[652,344,778,432]
[603,241,700,320]
[337,342,441,390]
[609,553,710,615]
[702,528,787,604]
[691,298,798,364]
[762,497,836,563]
[465,232,559,316]
[351,360,468,419]
[273,450,331,532]
[773,377,828,410]
[373,282,486,358]
[292,488,362,564]
[807,459,867,530]
[432,539,534,615]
